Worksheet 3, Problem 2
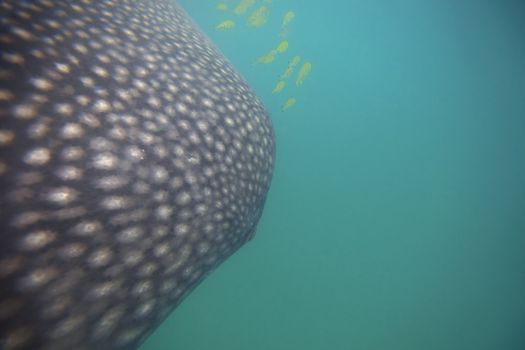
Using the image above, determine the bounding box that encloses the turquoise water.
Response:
[141,1,525,349]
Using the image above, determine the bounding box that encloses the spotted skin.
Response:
[0,0,275,349]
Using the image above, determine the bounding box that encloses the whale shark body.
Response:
[0,1,275,349]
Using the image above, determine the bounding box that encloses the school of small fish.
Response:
[214,1,313,111]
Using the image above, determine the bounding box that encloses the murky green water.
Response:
[141,1,525,349]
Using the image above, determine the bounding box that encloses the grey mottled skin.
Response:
[0,0,275,349]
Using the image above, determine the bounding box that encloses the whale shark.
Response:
[0,1,275,349]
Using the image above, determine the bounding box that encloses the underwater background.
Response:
[141,0,525,349]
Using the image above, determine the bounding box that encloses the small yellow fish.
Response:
[282,97,296,111]
[234,0,255,15]
[216,3,228,11]
[290,55,301,66]
[216,20,235,30]
[256,48,278,64]
[276,40,289,53]
[280,56,301,80]
[272,81,285,93]
[247,6,269,27]
[256,50,277,64]
[280,11,295,37]
[280,66,294,80]
[296,62,312,86]
[282,11,295,27]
